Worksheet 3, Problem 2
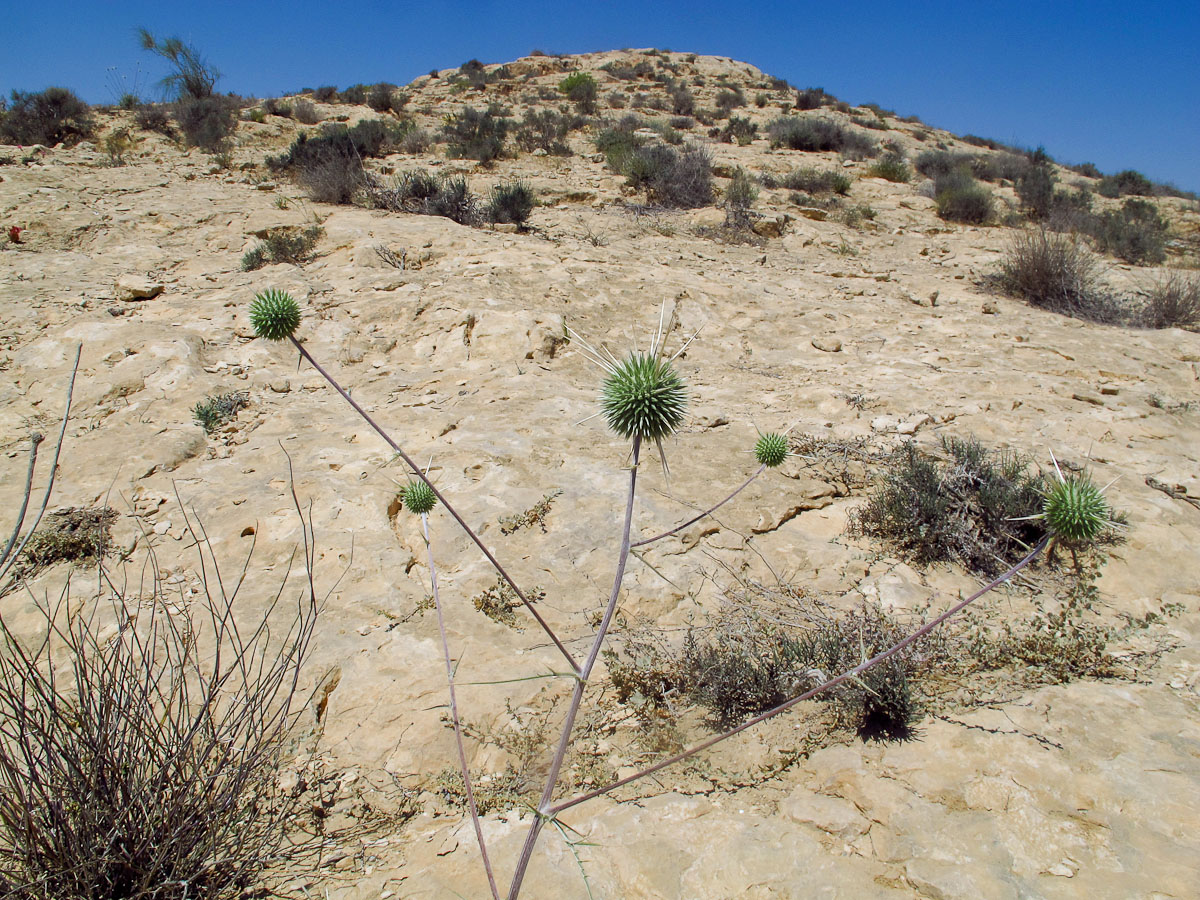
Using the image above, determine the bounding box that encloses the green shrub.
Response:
[1017,161,1057,219]
[714,88,746,114]
[267,120,399,203]
[0,88,94,146]
[367,82,406,114]
[312,85,338,102]
[914,149,973,180]
[851,437,1049,574]
[138,29,218,100]
[995,228,1123,322]
[767,116,876,158]
[291,98,320,124]
[363,169,481,226]
[781,167,851,195]
[794,87,831,110]
[558,72,598,115]
[338,83,368,104]
[175,95,239,150]
[934,170,993,224]
[193,390,250,432]
[487,181,535,227]
[719,116,757,145]
[1140,272,1200,329]
[134,103,174,137]
[443,106,510,163]
[867,150,911,183]
[1090,198,1168,264]
[1098,169,1154,198]
[671,86,695,116]
[515,109,572,155]
[241,225,323,271]
[607,140,713,208]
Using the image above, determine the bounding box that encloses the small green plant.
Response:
[400,479,438,515]
[192,390,249,434]
[499,491,562,535]
[558,72,598,115]
[241,225,323,271]
[867,150,912,183]
[933,170,993,224]
[104,127,137,165]
[487,181,536,227]
[754,432,789,468]
[443,106,510,164]
[248,289,302,341]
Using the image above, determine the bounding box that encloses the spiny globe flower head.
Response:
[1042,473,1109,545]
[249,289,301,341]
[400,479,437,515]
[600,352,688,442]
[754,432,789,468]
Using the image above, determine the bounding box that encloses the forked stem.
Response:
[506,437,643,899]
[550,535,1051,817]
[288,336,578,672]
[423,512,500,900]
[632,464,766,548]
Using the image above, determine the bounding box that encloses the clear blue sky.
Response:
[4,1,1197,190]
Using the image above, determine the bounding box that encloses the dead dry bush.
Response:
[0,436,320,900]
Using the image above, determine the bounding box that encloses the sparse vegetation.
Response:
[0,88,94,146]
[558,72,598,115]
[193,390,250,433]
[933,170,993,224]
[443,105,510,164]
[867,149,911,183]
[174,95,239,151]
[1090,197,1168,265]
[241,225,324,271]
[1141,272,1200,329]
[363,169,482,226]
[780,167,851,195]
[1098,169,1154,198]
[17,506,116,575]
[994,229,1120,322]
[515,109,574,155]
[487,181,536,227]
[767,116,877,158]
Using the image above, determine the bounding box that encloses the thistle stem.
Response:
[289,337,578,673]
[506,437,643,899]
[632,464,766,548]
[423,512,500,900]
[550,535,1051,816]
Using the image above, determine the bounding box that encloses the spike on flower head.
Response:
[401,479,437,515]
[600,352,688,443]
[249,289,301,341]
[754,432,789,468]
[1042,473,1108,545]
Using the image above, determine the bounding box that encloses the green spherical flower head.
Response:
[1042,475,1108,545]
[249,289,301,341]
[401,479,437,515]
[754,432,789,468]
[600,353,687,442]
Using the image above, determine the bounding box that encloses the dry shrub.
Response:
[995,228,1126,322]
[0,505,318,900]
[1141,271,1200,329]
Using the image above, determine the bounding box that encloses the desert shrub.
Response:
[443,106,510,163]
[781,167,851,195]
[291,98,320,124]
[670,115,695,130]
[1070,161,1101,179]
[0,88,94,146]
[914,149,973,180]
[487,181,536,226]
[515,109,572,155]
[138,29,218,100]
[723,167,758,228]
[867,150,911,183]
[134,103,174,136]
[933,170,993,224]
[367,82,405,114]
[594,117,647,168]
[971,151,1031,183]
[363,170,481,226]
[244,107,267,124]
[767,116,877,158]
[312,85,338,102]
[719,116,757,145]
[104,127,137,165]
[714,88,746,114]
[1140,272,1200,329]
[1098,169,1154,198]
[1044,186,1095,233]
[174,95,239,150]
[1017,161,1057,220]
[1090,198,1168,265]
[17,507,116,576]
[850,437,1049,575]
[338,83,368,104]
[610,141,713,208]
[995,228,1123,322]
[241,225,323,271]
[836,203,878,227]
[851,114,889,131]
[960,133,1003,149]
[671,86,695,116]
[193,390,250,432]
[268,119,399,202]
[794,87,831,110]
[399,127,432,154]
[606,90,627,109]
[0,511,317,900]
[558,72,598,115]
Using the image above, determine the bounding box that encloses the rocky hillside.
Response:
[1,49,1198,899]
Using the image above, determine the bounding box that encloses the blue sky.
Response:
[4,1,1197,190]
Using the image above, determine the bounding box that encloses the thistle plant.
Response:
[250,290,1115,899]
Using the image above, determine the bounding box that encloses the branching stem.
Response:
[288,337,577,672]
[632,464,766,548]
